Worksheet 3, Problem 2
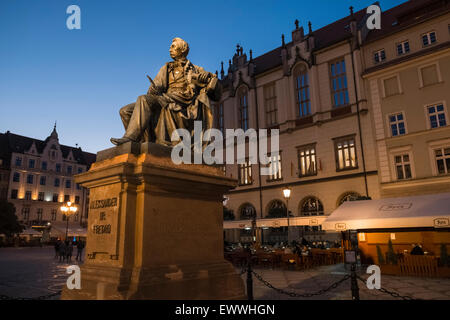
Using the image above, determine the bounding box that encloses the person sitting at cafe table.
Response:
[410,243,424,255]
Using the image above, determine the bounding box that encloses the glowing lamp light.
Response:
[282,187,291,200]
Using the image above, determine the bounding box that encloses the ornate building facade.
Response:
[361,0,450,198]
[0,127,96,238]
[215,0,450,244]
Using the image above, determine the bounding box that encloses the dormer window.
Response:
[422,31,436,47]
[397,41,410,55]
[374,49,386,64]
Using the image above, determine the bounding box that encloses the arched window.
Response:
[239,203,256,220]
[300,197,324,216]
[238,87,249,130]
[266,199,287,218]
[294,64,311,117]
[338,192,361,206]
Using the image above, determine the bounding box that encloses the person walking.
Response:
[54,240,60,259]
[76,240,85,262]
[66,241,73,262]
[59,241,67,262]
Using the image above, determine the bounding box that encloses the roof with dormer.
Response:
[220,0,447,88]
[0,130,96,168]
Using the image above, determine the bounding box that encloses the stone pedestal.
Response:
[61,142,245,300]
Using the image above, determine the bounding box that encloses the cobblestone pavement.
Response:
[1,247,450,300]
[238,264,450,300]
[0,246,82,300]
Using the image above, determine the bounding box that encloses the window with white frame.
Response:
[238,159,252,186]
[267,153,282,181]
[422,31,437,46]
[434,147,450,175]
[394,154,412,180]
[397,41,410,55]
[374,49,386,63]
[389,112,406,136]
[427,103,447,129]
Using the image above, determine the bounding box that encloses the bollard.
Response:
[350,263,360,300]
[246,249,254,300]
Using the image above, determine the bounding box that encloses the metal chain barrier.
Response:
[251,269,351,298]
[356,275,416,300]
[0,290,61,300]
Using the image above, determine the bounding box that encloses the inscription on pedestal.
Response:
[87,187,121,260]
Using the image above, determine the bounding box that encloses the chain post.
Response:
[350,263,360,300]
[246,248,253,300]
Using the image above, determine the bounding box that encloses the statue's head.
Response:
[170,37,189,60]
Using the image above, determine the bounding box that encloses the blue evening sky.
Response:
[0,0,403,153]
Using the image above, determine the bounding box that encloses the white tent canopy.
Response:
[323,192,450,232]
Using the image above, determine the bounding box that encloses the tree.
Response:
[376,245,385,264]
[440,244,449,267]
[0,200,23,237]
[386,239,397,265]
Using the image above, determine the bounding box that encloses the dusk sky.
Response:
[0,0,403,154]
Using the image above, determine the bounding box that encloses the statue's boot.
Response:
[110,137,133,146]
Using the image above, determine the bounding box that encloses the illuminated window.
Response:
[334,135,357,170]
[238,159,252,186]
[267,153,282,181]
[300,197,324,216]
[297,144,317,177]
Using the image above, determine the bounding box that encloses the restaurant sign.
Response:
[335,223,347,231]
[379,203,412,211]
[434,218,449,228]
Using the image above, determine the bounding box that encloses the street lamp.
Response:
[282,187,291,245]
[60,201,78,240]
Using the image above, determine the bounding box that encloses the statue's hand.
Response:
[147,85,161,96]
[197,72,211,84]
